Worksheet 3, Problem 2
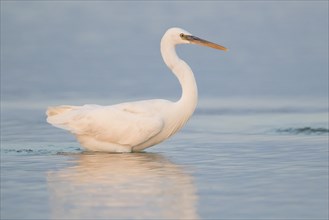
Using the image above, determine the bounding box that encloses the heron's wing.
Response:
[47,104,164,147]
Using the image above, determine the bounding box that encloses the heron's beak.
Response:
[183,35,228,51]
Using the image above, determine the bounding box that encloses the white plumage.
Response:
[47,27,227,152]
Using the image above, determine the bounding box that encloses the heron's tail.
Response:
[47,106,70,117]
[46,105,80,129]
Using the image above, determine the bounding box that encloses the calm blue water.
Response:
[1,1,328,219]
[1,98,328,219]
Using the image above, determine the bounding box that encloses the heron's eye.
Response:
[180,33,184,38]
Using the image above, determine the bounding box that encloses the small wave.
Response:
[3,149,34,154]
[2,146,82,155]
[276,127,329,135]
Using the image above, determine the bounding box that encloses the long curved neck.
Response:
[160,39,198,117]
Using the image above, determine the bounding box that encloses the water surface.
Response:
[1,99,328,219]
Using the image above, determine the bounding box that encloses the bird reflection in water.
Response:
[47,152,198,219]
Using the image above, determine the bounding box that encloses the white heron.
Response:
[47,27,228,152]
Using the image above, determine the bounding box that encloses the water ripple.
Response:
[276,127,329,135]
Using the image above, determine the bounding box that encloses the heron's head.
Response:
[163,27,228,51]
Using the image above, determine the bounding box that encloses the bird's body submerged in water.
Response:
[47,27,227,152]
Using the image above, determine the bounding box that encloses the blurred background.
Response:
[1,1,328,105]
